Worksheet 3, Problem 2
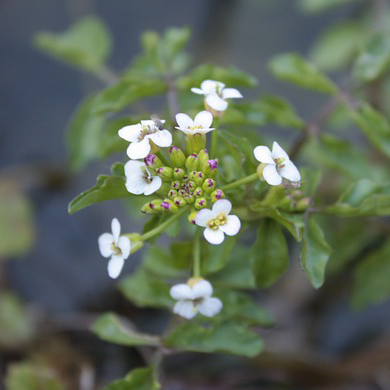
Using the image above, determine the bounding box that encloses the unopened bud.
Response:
[173,168,185,180]
[141,199,162,214]
[202,159,218,178]
[197,149,209,167]
[184,194,195,204]
[194,172,205,186]
[202,178,216,194]
[168,189,178,199]
[171,180,181,189]
[194,187,203,197]
[174,196,187,207]
[161,200,179,214]
[185,154,199,172]
[296,197,311,211]
[188,211,197,224]
[144,154,163,169]
[194,197,207,210]
[169,146,186,167]
[157,166,173,181]
[210,189,225,202]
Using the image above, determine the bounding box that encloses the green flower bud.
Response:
[210,189,225,202]
[171,180,181,190]
[185,133,206,154]
[157,166,173,181]
[185,154,199,172]
[145,154,163,169]
[184,194,195,204]
[296,197,311,211]
[173,168,185,180]
[161,200,179,214]
[197,149,209,168]
[202,178,216,194]
[202,159,218,178]
[169,146,186,167]
[168,189,178,199]
[141,199,162,214]
[194,172,205,186]
[188,211,197,224]
[194,197,207,210]
[194,187,203,197]
[174,196,187,207]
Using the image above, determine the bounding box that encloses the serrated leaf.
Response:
[250,219,289,288]
[33,16,111,72]
[300,217,332,288]
[91,313,160,347]
[103,368,160,390]
[164,321,263,357]
[269,53,337,94]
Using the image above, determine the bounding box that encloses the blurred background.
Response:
[1,0,390,389]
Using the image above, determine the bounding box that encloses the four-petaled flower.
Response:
[191,80,242,112]
[175,111,214,135]
[124,160,162,195]
[170,278,222,320]
[195,199,241,245]
[98,218,131,279]
[253,141,301,186]
[118,119,172,160]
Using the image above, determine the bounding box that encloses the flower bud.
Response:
[184,194,195,204]
[185,154,199,172]
[197,149,209,167]
[171,180,181,190]
[202,159,218,178]
[202,178,216,194]
[187,181,196,191]
[161,200,179,214]
[168,189,178,199]
[194,172,205,186]
[157,166,173,181]
[169,146,186,167]
[185,133,206,154]
[188,211,197,224]
[173,168,185,180]
[144,154,163,169]
[178,189,186,197]
[194,197,207,210]
[174,196,187,207]
[141,199,162,214]
[194,187,203,197]
[296,197,311,211]
[210,189,225,202]
[127,233,144,254]
[182,175,189,182]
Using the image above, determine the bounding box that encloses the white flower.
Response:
[118,119,172,160]
[170,279,222,320]
[98,218,131,279]
[124,160,162,195]
[253,141,301,186]
[175,111,214,135]
[195,199,241,245]
[191,80,242,111]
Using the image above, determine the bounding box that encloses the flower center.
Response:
[215,83,223,97]
[111,242,122,256]
[141,166,153,183]
[207,213,227,230]
[274,157,286,170]
[188,125,203,131]
[138,124,158,141]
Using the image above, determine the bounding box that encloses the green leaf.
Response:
[351,240,390,309]
[119,268,172,308]
[310,22,364,71]
[164,321,263,357]
[268,53,337,94]
[103,368,160,390]
[68,166,129,214]
[300,217,332,288]
[0,181,35,258]
[353,33,390,82]
[91,313,160,347]
[66,96,106,171]
[250,219,289,288]
[33,16,111,72]
[5,363,65,390]
[298,0,358,13]
[350,102,390,159]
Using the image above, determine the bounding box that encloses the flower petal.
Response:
[140,120,155,127]
[194,110,213,129]
[222,88,242,99]
[212,199,232,215]
[263,164,282,186]
[194,209,216,227]
[204,227,225,245]
[98,233,114,258]
[201,80,223,93]
[124,161,148,195]
[111,218,121,242]
[191,87,205,95]
[198,297,222,317]
[118,124,142,142]
[118,236,131,259]
[220,215,241,236]
[192,280,213,299]
[126,138,151,160]
[253,145,274,164]
[205,94,228,111]
[279,160,301,182]
[176,113,194,129]
[143,176,162,196]
[272,141,290,161]
[173,300,197,319]
[107,255,125,279]
[170,284,194,300]
[148,129,172,148]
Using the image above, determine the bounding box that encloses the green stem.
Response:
[193,228,202,278]
[141,206,188,241]
[222,172,259,191]
[210,117,220,158]
[156,151,170,167]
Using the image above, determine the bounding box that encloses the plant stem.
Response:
[141,206,188,241]
[156,151,170,167]
[222,172,259,191]
[210,117,220,158]
[193,228,202,278]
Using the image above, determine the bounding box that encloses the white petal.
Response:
[220,215,241,236]
[118,124,142,142]
[212,199,232,216]
[118,236,131,259]
[272,141,290,161]
[204,227,225,245]
[253,146,274,164]
[140,120,155,127]
[98,233,114,258]
[263,164,282,186]
[124,161,148,195]
[107,255,125,279]
[126,138,150,160]
[111,218,121,242]
[198,297,222,317]
[191,87,205,95]
[205,94,228,111]
[201,80,224,93]
[143,176,162,196]
[192,280,213,299]
[194,110,213,129]
[174,300,197,319]
[170,284,194,300]
[279,160,301,182]
[222,88,242,99]
[148,130,172,147]
[194,209,216,227]
[176,113,194,129]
